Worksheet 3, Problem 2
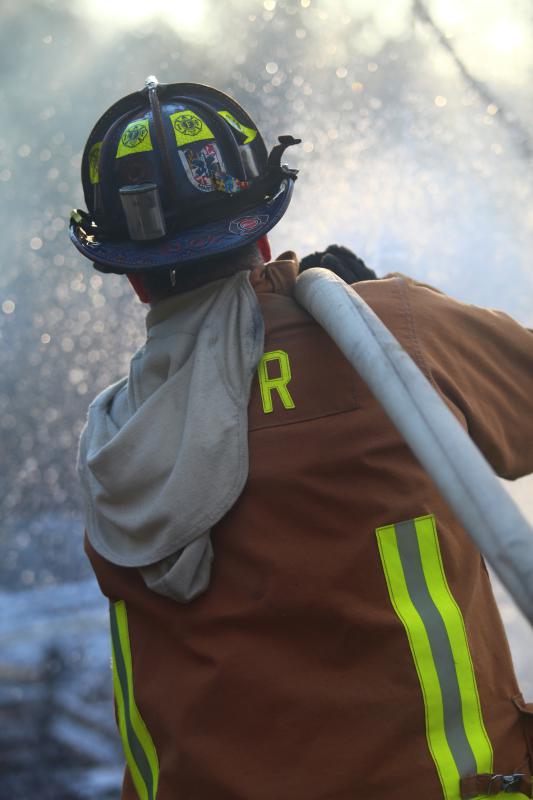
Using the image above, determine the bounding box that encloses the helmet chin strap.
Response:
[127,273,151,303]
[257,234,271,263]
[127,234,272,304]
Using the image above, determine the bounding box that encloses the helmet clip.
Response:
[267,135,301,178]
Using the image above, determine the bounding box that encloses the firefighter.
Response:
[71,77,533,799]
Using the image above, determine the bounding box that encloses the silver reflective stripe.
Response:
[394,519,477,778]
[376,514,495,800]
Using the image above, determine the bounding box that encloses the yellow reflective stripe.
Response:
[110,600,159,800]
[218,110,257,144]
[415,516,493,776]
[376,514,511,800]
[377,523,459,798]
[490,794,531,799]
[111,640,146,800]
[88,141,102,184]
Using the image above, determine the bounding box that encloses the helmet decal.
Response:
[213,173,249,194]
[170,110,214,147]
[89,142,102,184]
[218,111,257,144]
[116,119,153,158]
[229,215,269,235]
[179,143,225,193]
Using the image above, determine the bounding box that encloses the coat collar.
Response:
[146,252,300,332]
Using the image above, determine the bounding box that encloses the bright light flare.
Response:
[82,0,207,36]
[165,0,207,34]
[485,19,526,53]
[431,0,532,83]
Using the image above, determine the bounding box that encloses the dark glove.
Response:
[299,244,377,283]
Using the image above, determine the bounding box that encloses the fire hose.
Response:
[295,268,533,625]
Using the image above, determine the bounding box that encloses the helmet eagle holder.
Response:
[70,77,301,274]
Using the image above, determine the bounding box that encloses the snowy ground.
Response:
[0,578,123,800]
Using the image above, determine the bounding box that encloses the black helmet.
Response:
[69,77,300,274]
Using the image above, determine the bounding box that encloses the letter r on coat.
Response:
[258,350,296,414]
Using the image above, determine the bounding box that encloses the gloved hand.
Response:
[299,244,377,283]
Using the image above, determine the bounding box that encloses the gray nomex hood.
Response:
[78,270,264,603]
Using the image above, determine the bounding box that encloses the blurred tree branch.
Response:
[413,0,532,161]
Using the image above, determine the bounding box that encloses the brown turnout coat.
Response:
[86,255,533,800]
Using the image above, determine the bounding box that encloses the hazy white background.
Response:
[0,0,531,795]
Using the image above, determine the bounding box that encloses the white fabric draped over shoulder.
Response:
[78,271,265,603]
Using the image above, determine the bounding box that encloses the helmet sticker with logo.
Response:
[179,143,226,192]
[116,119,153,159]
[170,110,215,147]
[229,214,269,235]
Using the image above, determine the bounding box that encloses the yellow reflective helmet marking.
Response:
[258,349,296,414]
[218,110,257,144]
[89,141,102,184]
[375,515,507,800]
[170,110,214,147]
[116,119,153,159]
[110,600,159,800]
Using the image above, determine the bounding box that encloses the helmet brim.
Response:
[70,178,294,274]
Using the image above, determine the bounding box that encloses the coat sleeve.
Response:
[402,278,533,480]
